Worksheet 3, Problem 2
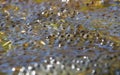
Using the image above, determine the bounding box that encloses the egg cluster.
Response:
[12,56,82,75]
[0,0,120,75]
[12,53,120,75]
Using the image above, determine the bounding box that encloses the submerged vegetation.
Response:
[0,0,120,75]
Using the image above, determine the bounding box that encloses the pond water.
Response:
[0,0,120,75]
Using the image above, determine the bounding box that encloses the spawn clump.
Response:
[0,0,120,75]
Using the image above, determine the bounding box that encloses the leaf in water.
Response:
[50,23,59,30]
[2,4,19,12]
[109,36,120,44]
[34,0,47,3]
[79,0,111,11]
[2,41,11,46]
[78,71,89,75]
[0,32,13,52]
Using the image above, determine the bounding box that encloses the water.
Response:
[0,0,120,75]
